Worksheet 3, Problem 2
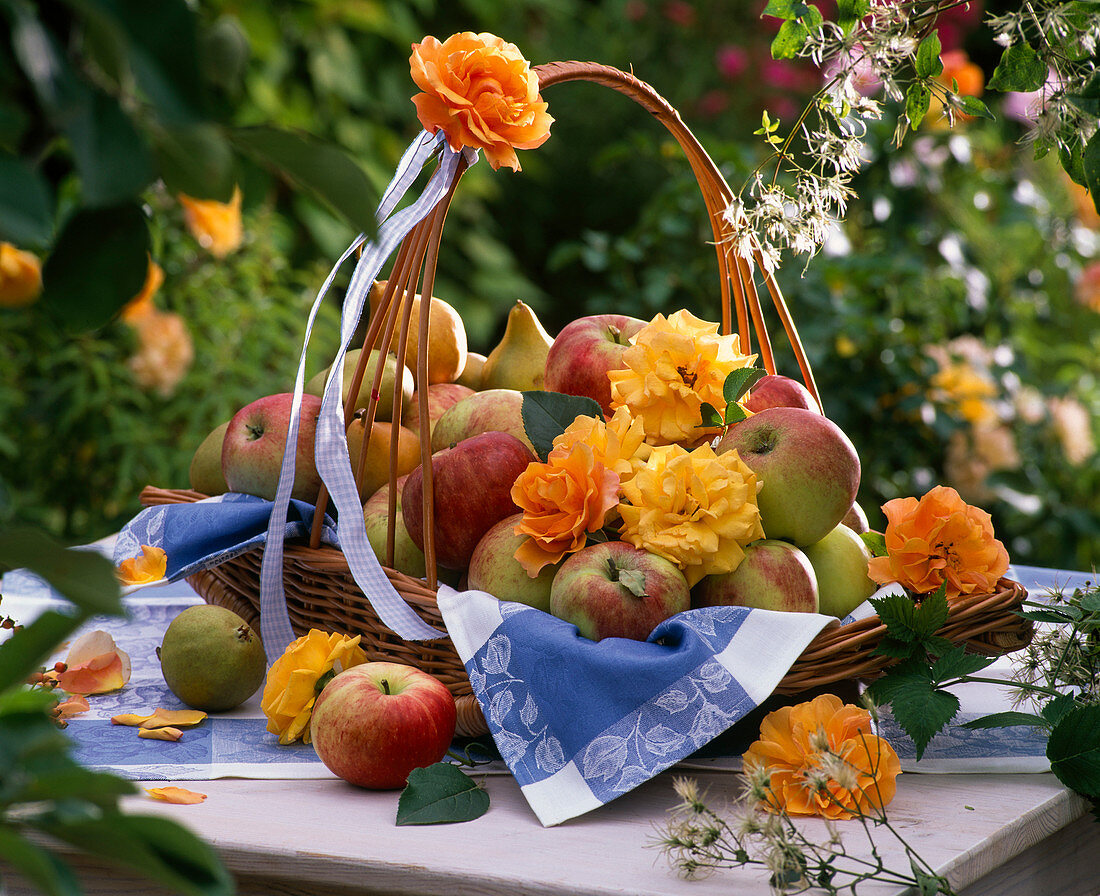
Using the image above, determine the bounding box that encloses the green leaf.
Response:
[771,19,809,60]
[1066,71,1100,118]
[960,711,1050,730]
[67,87,156,207]
[229,125,378,235]
[836,0,871,35]
[396,763,490,825]
[41,813,234,896]
[0,828,82,896]
[1060,139,1087,186]
[930,644,996,683]
[988,43,1049,94]
[761,0,808,20]
[860,530,886,557]
[11,765,137,806]
[1042,694,1079,728]
[1082,131,1100,216]
[0,611,91,694]
[723,404,749,426]
[40,203,150,331]
[0,153,54,248]
[906,82,931,129]
[869,637,917,660]
[912,863,945,896]
[871,586,949,645]
[1047,705,1100,798]
[866,662,959,759]
[151,123,236,201]
[0,528,123,615]
[1017,607,1080,624]
[698,402,724,428]
[954,95,993,120]
[521,390,603,461]
[914,34,943,79]
[723,367,765,406]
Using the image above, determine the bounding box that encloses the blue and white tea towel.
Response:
[437,585,834,826]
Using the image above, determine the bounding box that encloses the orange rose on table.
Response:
[867,485,1009,599]
[410,32,553,171]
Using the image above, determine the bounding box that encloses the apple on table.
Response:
[692,539,820,613]
[549,540,690,641]
[310,662,457,790]
[543,313,647,417]
[222,392,324,502]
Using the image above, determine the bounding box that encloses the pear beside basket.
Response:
[140,61,1032,738]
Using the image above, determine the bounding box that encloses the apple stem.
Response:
[381,678,391,695]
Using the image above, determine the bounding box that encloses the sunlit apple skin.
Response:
[549,541,690,641]
[429,389,534,454]
[841,501,870,534]
[310,662,456,790]
[742,374,822,415]
[406,382,475,439]
[402,431,536,570]
[716,407,860,548]
[543,314,647,417]
[468,513,558,613]
[692,539,819,613]
[222,393,323,502]
[802,525,877,619]
[362,475,425,579]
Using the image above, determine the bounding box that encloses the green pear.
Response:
[305,349,413,422]
[188,421,229,495]
[479,301,554,392]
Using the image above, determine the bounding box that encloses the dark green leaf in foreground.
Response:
[1041,694,1079,728]
[930,644,996,683]
[960,711,1049,731]
[0,528,123,615]
[396,763,490,825]
[1047,705,1100,798]
[0,829,81,896]
[988,42,1048,93]
[1083,130,1100,217]
[521,391,603,461]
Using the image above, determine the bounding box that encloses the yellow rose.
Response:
[551,407,649,480]
[618,442,765,586]
[260,630,368,745]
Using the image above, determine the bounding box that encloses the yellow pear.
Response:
[479,301,554,392]
[305,349,413,422]
[368,280,468,386]
[345,416,421,503]
[457,351,487,390]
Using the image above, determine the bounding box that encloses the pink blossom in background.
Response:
[697,89,730,118]
[662,0,696,26]
[935,1,984,52]
[823,44,881,96]
[624,0,647,21]
[716,44,749,81]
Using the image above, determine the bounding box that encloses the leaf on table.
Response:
[396,763,490,825]
[146,787,208,805]
[1047,705,1100,799]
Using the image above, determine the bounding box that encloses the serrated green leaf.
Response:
[1017,607,1080,624]
[723,367,765,405]
[0,828,82,896]
[699,402,724,428]
[1083,131,1100,214]
[860,530,886,557]
[521,390,603,461]
[988,43,1048,93]
[1042,694,1079,728]
[396,763,490,825]
[771,19,809,60]
[869,637,916,660]
[868,665,959,759]
[914,33,943,79]
[913,586,950,638]
[870,592,920,642]
[723,404,749,426]
[960,711,1049,730]
[930,644,996,683]
[1047,705,1100,798]
[955,95,993,120]
[906,82,931,128]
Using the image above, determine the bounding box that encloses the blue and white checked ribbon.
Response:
[258,131,479,658]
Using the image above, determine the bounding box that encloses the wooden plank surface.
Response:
[4,771,1094,896]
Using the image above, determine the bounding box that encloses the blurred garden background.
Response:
[2,0,1097,572]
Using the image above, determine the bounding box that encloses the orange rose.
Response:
[0,242,43,308]
[511,442,621,575]
[867,485,1009,599]
[410,32,553,171]
[120,257,165,322]
[742,693,901,820]
[178,186,243,257]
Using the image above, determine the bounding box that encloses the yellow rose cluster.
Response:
[512,309,765,586]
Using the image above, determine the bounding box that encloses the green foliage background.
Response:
[2,0,1097,570]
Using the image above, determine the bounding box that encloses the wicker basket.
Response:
[144,61,1033,738]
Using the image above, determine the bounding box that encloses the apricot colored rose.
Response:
[120,257,165,322]
[260,630,367,745]
[117,545,168,586]
[58,630,132,695]
[178,186,243,257]
[0,242,43,308]
[618,442,764,586]
[867,485,1009,599]
[512,442,621,576]
[742,693,901,820]
[410,32,552,171]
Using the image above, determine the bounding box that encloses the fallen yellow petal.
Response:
[140,709,208,729]
[112,713,154,726]
[138,727,183,741]
[117,544,168,586]
[146,786,207,805]
[56,694,90,718]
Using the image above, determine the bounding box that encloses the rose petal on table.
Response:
[116,544,168,586]
[55,694,90,718]
[112,712,154,726]
[140,708,208,729]
[57,645,132,695]
[145,786,207,804]
[138,726,183,741]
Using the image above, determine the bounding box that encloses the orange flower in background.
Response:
[117,544,168,586]
[618,442,764,586]
[410,32,553,171]
[1075,260,1100,312]
[127,308,195,397]
[512,442,621,576]
[867,485,1009,599]
[608,310,757,445]
[261,630,368,745]
[178,185,243,257]
[57,630,132,695]
[0,242,43,308]
[928,49,985,124]
[928,359,1000,427]
[743,694,901,820]
[121,257,165,322]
